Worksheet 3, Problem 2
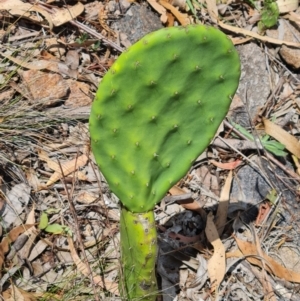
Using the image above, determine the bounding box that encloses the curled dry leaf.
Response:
[48,2,84,27]
[159,0,190,25]
[205,212,226,292]
[215,170,233,236]
[204,0,218,23]
[38,149,88,187]
[210,159,242,170]
[147,0,168,23]
[234,236,300,283]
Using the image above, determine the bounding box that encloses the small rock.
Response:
[267,19,300,69]
[65,80,91,108]
[119,0,131,11]
[21,70,69,105]
[232,43,270,126]
[107,1,116,12]
[112,4,163,44]
[230,156,298,224]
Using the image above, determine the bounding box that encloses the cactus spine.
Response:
[89,25,241,300]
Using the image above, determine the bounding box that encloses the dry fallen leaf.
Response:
[169,185,206,217]
[234,236,300,282]
[0,0,54,29]
[2,285,41,301]
[263,118,300,159]
[76,191,97,204]
[0,52,58,72]
[38,149,88,186]
[210,159,242,170]
[204,0,218,23]
[205,212,226,292]
[48,2,84,27]
[215,170,232,236]
[147,0,168,23]
[218,20,300,47]
[0,0,84,29]
[159,0,190,25]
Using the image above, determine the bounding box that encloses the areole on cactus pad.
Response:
[89,25,241,300]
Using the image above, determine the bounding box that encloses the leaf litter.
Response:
[0,0,300,300]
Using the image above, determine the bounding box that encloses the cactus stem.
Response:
[120,206,158,301]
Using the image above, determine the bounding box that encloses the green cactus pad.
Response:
[89,25,241,213]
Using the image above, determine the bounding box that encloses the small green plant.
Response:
[230,120,287,156]
[89,25,240,300]
[39,209,72,236]
[258,0,279,32]
[75,33,89,45]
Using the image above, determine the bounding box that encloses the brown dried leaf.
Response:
[205,212,226,292]
[0,52,55,71]
[46,157,88,186]
[210,159,242,170]
[38,149,88,186]
[25,169,41,191]
[218,20,300,47]
[215,171,232,236]
[77,191,97,204]
[0,0,54,29]
[3,284,40,301]
[159,0,190,25]
[205,0,218,23]
[147,0,168,23]
[49,2,84,27]
[235,236,300,282]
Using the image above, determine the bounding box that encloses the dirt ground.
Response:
[0,0,300,300]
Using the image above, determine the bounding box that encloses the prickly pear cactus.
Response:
[89,25,240,300]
